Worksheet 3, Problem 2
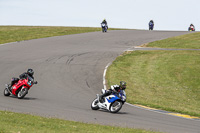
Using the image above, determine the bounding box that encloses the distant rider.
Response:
[149,20,154,25]
[102,19,107,25]
[9,68,35,91]
[190,23,195,28]
[101,19,108,29]
[99,81,127,103]
[189,24,195,31]
[149,20,154,30]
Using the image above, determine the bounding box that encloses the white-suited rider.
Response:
[99,81,127,103]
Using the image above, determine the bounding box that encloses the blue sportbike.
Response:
[91,89,126,113]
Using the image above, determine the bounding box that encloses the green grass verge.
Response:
[0,111,158,133]
[147,32,200,49]
[106,50,200,117]
[0,26,124,44]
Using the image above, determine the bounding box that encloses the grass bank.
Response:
[147,32,200,49]
[0,26,123,44]
[106,50,200,117]
[0,111,157,133]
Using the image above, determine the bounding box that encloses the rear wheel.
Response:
[17,88,28,99]
[91,98,99,110]
[4,88,10,96]
[110,101,122,113]
[105,27,107,32]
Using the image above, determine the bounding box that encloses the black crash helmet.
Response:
[120,81,127,90]
[27,68,34,76]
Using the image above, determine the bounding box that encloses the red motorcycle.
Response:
[188,25,195,31]
[4,76,37,99]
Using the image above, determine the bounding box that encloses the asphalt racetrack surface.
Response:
[0,30,199,133]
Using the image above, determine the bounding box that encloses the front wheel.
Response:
[91,98,99,110]
[102,27,105,32]
[110,101,123,113]
[4,88,10,96]
[17,88,28,99]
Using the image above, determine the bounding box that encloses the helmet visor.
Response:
[121,85,126,90]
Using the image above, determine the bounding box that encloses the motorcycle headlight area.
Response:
[122,96,126,101]
[27,81,32,86]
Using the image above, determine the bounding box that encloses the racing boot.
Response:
[97,94,103,103]
[8,84,12,92]
[5,84,12,92]
[99,95,105,103]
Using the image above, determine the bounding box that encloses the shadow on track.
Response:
[2,95,38,100]
[94,109,130,115]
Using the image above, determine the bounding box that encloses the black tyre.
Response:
[17,88,28,99]
[110,101,123,113]
[91,98,99,110]
[102,27,106,32]
[4,88,10,96]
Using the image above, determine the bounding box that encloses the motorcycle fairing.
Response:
[12,80,24,95]
[12,78,31,95]
[106,95,120,103]
[97,95,119,110]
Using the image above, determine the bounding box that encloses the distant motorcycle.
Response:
[4,76,37,99]
[101,23,108,32]
[149,22,154,30]
[91,89,126,113]
[188,26,195,31]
